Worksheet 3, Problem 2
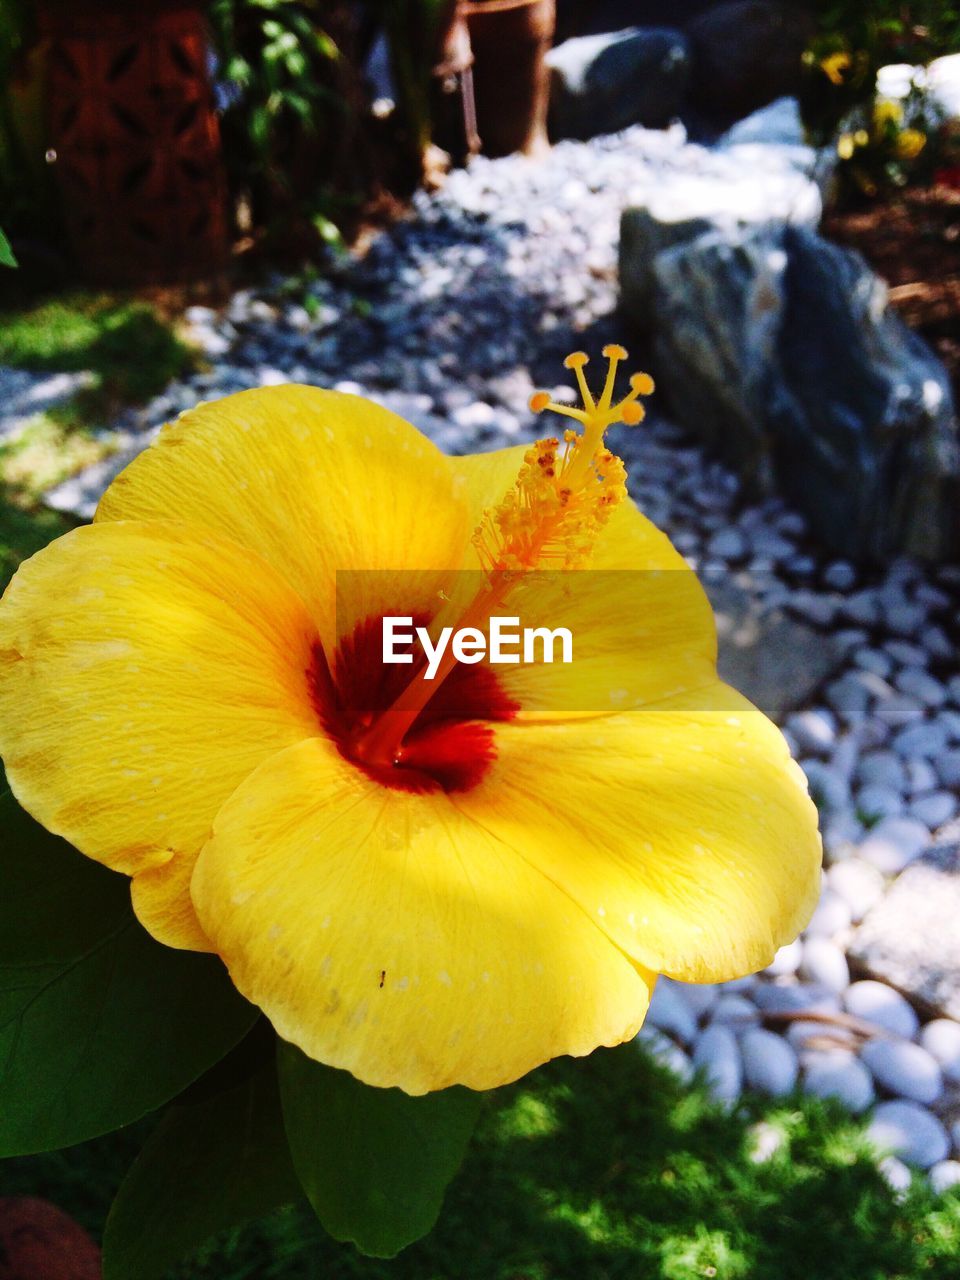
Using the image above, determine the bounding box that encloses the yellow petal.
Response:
[0,521,322,948]
[452,682,821,982]
[96,386,471,648]
[450,446,717,717]
[191,736,653,1094]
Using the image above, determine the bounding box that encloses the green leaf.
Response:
[0,227,16,268]
[277,1042,483,1258]
[0,780,258,1155]
[103,1035,301,1280]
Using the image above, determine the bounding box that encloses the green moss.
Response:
[2,1044,959,1279]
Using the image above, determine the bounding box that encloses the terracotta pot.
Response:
[458,0,555,157]
[37,0,228,283]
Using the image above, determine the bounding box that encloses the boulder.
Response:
[546,27,690,142]
[770,226,959,561]
[619,102,821,327]
[686,0,814,125]
[647,222,960,560]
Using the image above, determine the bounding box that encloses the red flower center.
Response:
[308,614,518,794]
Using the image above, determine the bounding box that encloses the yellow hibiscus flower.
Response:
[0,347,820,1095]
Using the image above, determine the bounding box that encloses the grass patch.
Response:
[0,484,76,590]
[0,414,115,501]
[0,293,194,419]
[2,1044,958,1279]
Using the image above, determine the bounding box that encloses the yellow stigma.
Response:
[475,346,653,573]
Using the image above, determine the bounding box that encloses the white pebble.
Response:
[802,1049,874,1113]
[799,938,850,993]
[693,1025,743,1107]
[858,816,931,874]
[765,938,802,977]
[787,1019,858,1053]
[785,709,837,756]
[843,981,919,1039]
[741,1028,799,1097]
[867,1100,950,1168]
[919,1020,960,1085]
[826,858,885,922]
[878,1155,913,1196]
[647,979,699,1046]
[804,888,852,937]
[860,1039,943,1104]
[930,1160,960,1195]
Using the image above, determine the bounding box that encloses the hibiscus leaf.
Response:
[0,228,16,268]
[0,778,258,1156]
[277,1042,483,1258]
[102,1044,301,1280]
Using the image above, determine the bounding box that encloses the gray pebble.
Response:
[710,993,761,1029]
[906,758,939,793]
[935,750,960,789]
[754,982,840,1017]
[823,561,857,591]
[800,760,851,815]
[857,749,907,791]
[893,722,949,758]
[867,1100,950,1168]
[646,979,699,1046]
[895,668,947,707]
[885,640,928,667]
[802,1049,874,1113]
[693,1025,743,1107]
[856,784,905,821]
[874,695,924,728]
[854,649,894,679]
[843,981,919,1039]
[909,791,957,829]
[676,983,719,1019]
[741,1028,799,1097]
[860,1038,943,1104]
[636,1026,694,1083]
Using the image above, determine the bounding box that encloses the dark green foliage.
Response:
[0,776,258,1156]
[4,1044,959,1277]
[278,1042,483,1258]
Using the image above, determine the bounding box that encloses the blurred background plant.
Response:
[802,0,960,203]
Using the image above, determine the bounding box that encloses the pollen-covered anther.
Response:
[474,346,652,575]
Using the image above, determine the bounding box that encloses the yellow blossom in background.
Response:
[895,128,926,160]
[0,350,821,1095]
[820,50,851,86]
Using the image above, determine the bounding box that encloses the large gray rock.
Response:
[849,831,960,1022]
[546,27,690,142]
[648,222,960,561]
[649,227,788,479]
[618,116,819,328]
[769,227,959,562]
